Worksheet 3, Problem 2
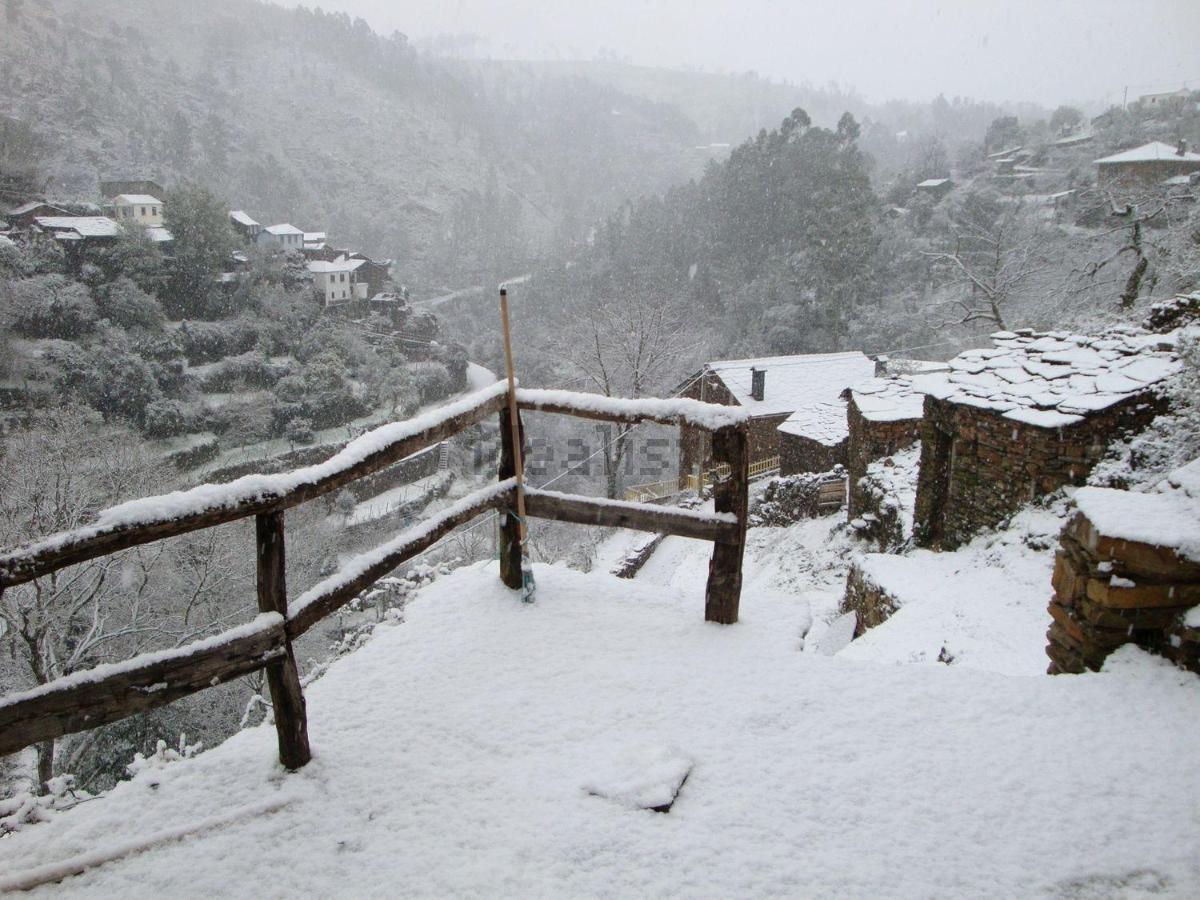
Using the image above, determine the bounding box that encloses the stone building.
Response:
[1047,462,1200,675]
[845,365,948,518]
[912,329,1179,550]
[677,352,875,481]
[1094,141,1200,187]
[777,401,849,475]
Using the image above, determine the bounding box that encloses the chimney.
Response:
[750,367,765,402]
[872,355,890,377]
[1177,139,1189,157]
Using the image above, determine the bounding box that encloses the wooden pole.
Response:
[255,511,311,769]
[704,424,748,624]
[497,403,524,589]
[498,288,532,596]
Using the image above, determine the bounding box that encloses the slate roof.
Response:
[1094,141,1200,165]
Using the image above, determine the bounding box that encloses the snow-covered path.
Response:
[4,562,1199,897]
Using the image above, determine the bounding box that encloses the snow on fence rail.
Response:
[0,385,749,769]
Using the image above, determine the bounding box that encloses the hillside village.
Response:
[2,1,1200,895]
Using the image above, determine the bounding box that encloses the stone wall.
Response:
[841,560,902,637]
[1047,511,1200,674]
[779,433,845,476]
[846,398,923,518]
[913,392,1164,550]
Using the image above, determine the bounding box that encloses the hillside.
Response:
[0,0,702,291]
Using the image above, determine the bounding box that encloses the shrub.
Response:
[96,277,167,331]
[409,361,454,405]
[177,318,260,363]
[10,275,98,339]
[142,399,190,438]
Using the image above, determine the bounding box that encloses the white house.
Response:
[110,194,164,227]
[257,223,305,251]
[307,255,367,306]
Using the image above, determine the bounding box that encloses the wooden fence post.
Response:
[497,405,524,589]
[256,511,312,769]
[704,424,748,624]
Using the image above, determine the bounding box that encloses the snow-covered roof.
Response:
[5,201,68,217]
[111,194,162,205]
[145,226,173,242]
[777,399,849,446]
[850,376,933,423]
[917,178,951,187]
[306,254,366,274]
[1163,174,1199,187]
[1094,141,1200,165]
[706,352,876,418]
[265,223,303,235]
[229,210,259,227]
[1052,132,1093,147]
[303,231,327,243]
[916,328,1181,428]
[33,216,124,238]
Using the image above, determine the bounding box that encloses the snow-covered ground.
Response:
[3,560,1198,897]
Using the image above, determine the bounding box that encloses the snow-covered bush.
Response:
[126,736,202,780]
[0,774,92,836]
[142,398,191,438]
[10,275,98,339]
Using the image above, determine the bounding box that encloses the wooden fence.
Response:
[0,383,749,771]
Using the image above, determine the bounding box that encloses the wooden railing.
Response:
[0,383,749,770]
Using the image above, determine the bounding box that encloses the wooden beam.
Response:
[704,425,749,624]
[497,406,524,589]
[0,390,508,588]
[516,389,748,431]
[524,489,739,543]
[286,484,514,639]
[0,616,286,758]
[255,511,311,770]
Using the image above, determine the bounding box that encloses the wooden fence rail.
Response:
[0,383,749,769]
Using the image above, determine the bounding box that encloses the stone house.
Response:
[229,210,262,241]
[845,376,931,518]
[677,352,875,480]
[257,223,305,252]
[4,201,71,229]
[347,252,392,298]
[32,215,124,244]
[109,194,164,227]
[1094,141,1200,187]
[307,254,367,307]
[915,178,953,201]
[912,329,1179,550]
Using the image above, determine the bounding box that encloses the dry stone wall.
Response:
[1047,511,1200,674]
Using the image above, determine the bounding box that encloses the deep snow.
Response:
[4,557,1199,897]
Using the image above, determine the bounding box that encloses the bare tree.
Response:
[0,408,246,790]
[923,193,1053,330]
[551,282,691,498]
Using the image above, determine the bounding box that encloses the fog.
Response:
[283,0,1199,105]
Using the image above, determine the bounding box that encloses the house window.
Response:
[152,206,158,215]
[141,207,147,216]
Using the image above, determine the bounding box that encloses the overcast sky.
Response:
[283,0,1199,107]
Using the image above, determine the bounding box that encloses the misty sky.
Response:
[283,0,1198,107]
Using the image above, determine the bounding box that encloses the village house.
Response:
[229,210,262,241]
[32,215,124,244]
[844,365,950,518]
[347,251,392,297]
[307,254,367,306]
[1094,141,1200,187]
[910,327,1181,550]
[303,231,327,252]
[915,178,953,201]
[4,201,71,230]
[109,193,164,227]
[677,352,876,480]
[257,223,305,251]
[1137,87,1195,111]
